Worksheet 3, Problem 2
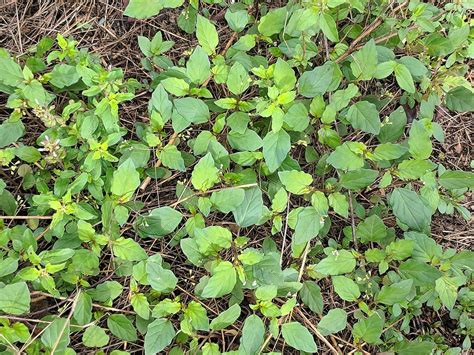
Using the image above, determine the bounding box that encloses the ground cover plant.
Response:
[0,0,473,353]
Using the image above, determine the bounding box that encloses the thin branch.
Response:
[335,0,409,63]
[296,308,339,354]
[50,291,81,354]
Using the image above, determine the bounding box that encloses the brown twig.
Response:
[50,291,81,354]
[296,308,340,354]
[335,0,409,63]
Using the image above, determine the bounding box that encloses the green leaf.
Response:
[191,153,220,191]
[183,301,209,331]
[394,63,415,93]
[377,107,407,143]
[347,101,381,134]
[397,159,436,180]
[15,146,41,163]
[263,129,291,173]
[399,260,442,287]
[160,145,185,172]
[202,343,219,355]
[327,142,364,171]
[196,15,218,55]
[300,281,323,314]
[145,318,176,354]
[107,314,137,342]
[372,143,408,161]
[435,276,461,310]
[258,7,286,36]
[210,304,241,330]
[137,207,183,237]
[201,261,237,298]
[83,325,109,348]
[111,159,140,198]
[374,60,396,79]
[318,308,347,336]
[332,276,360,301]
[315,249,356,275]
[351,39,378,80]
[151,84,172,120]
[340,169,378,190]
[227,62,250,95]
[147,256,177,293]
[389,188,432,232]
[445,86,474,112]
[0,118,25,148]
[113,237,147,261]
[408,120,432,160]
[161,77,189,96]
[228,128,263,151]
[353,313,384,344]
[328,192,349,218]
[124,0,164,19]
[0,56,23,86]
[233,187,264,227]
[0,282,30,315]
[225,9,250,32]
[281,321,317,353]
[240,315,265,354]
[319,13,339,42]
[210,188,245,213]
[41,318,70,351]
[395,341,436,355]
[195,226,232,255]
[298,62,341,98]
[174,97,210,127]
[227,112,250,133]
[293,207,323,245]
[439,171,474,189]
[284,102,309,132]
[278,170,313,194]
[386,239,414,260]
[73,292,92,326]
[398,56,428,77]
[376,279,413,305]
[356,214,387,243]
[131,293,149,320]
[186,46,210,84]
[274,58,296,92]
[49,64,80,88]
[0,189,17,215]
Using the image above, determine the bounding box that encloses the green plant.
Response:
[0,1,473,354]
